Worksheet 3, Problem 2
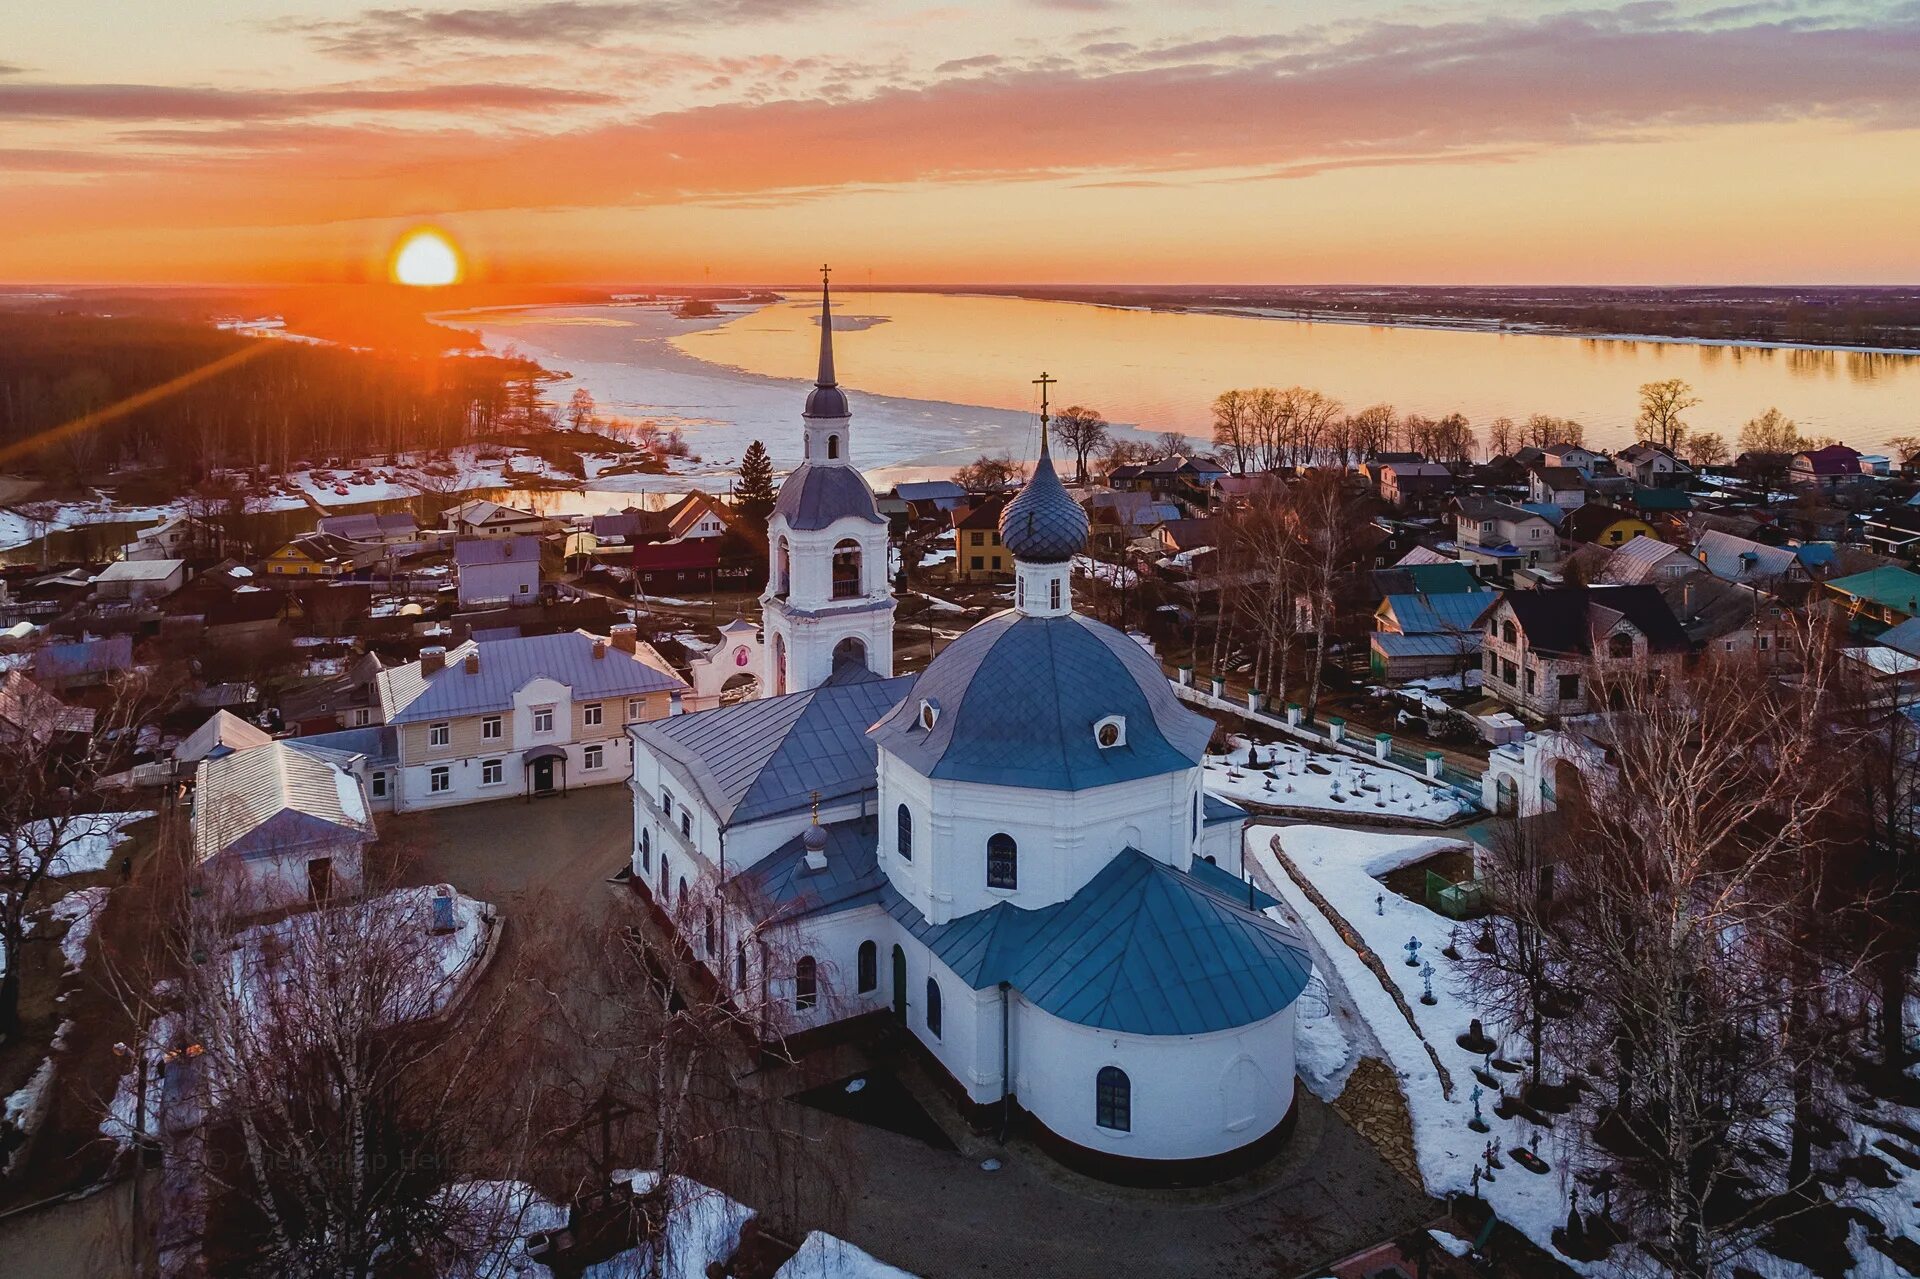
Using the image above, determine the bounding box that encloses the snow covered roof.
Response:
[192,741,375,862]
[1597,534,1693,585]
[96,558,184,582]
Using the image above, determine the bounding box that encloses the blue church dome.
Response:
[870,610,1212,791]
[771,462,883,531]
[998,437,1088,564]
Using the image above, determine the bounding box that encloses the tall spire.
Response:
[815,263,836,389]
[802,263,850,421]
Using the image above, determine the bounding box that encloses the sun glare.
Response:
[391,229,462,287]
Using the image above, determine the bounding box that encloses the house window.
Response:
[1525,669,1536,695]
[627,698,644,721]
[371,771,387,798]
[987,832,1018,889]
[1558,673,1581,701]
[858,941,878,993]
[736,941,747,989]
[1095,716,1125,748]
[354,708,371,727]
[1050,579,1062,610]
[680,811,691,839]
[533,706,554,734]
[430,766,450,793]
[971,531,984,546]
[832,540,862,599]
[1608,633,1633,660]
[662,790,673,816]
[519,583,530,594]
[482,715,502,740]
[428,722,450,747]
[704,908,716,957]
[926,978,942,1038]
[1096,1066,1131,1132]
[584,744,605,771]
[1758,634,1771,651]
[584,702,603,727]
[897,804,912,860]
[795,956,818,1010]
[640,827,651,871]
[1502,621,1516,644]
[660,853,669,895]
[482,759,503,785]
[1502,659,1517,684]
[971,556,984,571]
[1530,527,1542,540]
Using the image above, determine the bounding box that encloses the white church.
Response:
[626,277,1312,1182]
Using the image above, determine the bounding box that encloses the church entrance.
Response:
[891,945,907,1020]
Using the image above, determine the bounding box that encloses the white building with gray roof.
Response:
[193,739,376,911]
[628,378,1305,1185]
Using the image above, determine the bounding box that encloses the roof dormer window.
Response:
[919,698,941,731]
[1094,715,1126,749]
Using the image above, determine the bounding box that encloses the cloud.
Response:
[293,0,841,58]
[7,5,1920,237]
[933,54,1003,72]
[0,81,616,122]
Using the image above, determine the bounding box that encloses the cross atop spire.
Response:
[815,266,836,389]
[1034,371,1057,454]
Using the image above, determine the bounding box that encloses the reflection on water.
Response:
[676,293,1919,452]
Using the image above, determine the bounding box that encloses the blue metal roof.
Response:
[737,817,888,918]
[634,669,913,826]
[771,463,884,531]
[1381,592,1489,635]
[1201,792,1249,828]
[871,611,1210,791]
[379,630,687,725]
[290,725,399,768]
[884,848,1311,1035]
[1187,855,1278,911]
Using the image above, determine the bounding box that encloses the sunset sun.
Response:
[390,228,461,287]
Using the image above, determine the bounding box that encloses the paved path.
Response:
[382,782,635,914]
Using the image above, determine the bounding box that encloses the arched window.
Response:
[827,433,840,460]
[775,538,791,598]
[677,878,688,913]
[832,540,862,600]
[659,853,669,895]
[896,804,913,861]
[1192,793,1200,840]
[640,826,651,872]
[1096,1066,1131,1132]
[1608,631,1633,660]
[926,978,942,1038]
[857,941,878,993]
[703,907,716,956]
[796,956,818,1010]
[773,633,787,697]
[736,941,748,989]
[987,833,1017,890]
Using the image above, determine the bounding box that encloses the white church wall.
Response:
[1011,1001,1297,1163]
[1195,815,1245,875]
[768,904,898,1034]
[880,752,1210,925]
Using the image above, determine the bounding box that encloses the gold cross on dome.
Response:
[1033,371,1056,433]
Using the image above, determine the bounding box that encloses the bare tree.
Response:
[1683,431,1729,468]
[1738,407,1800,457]
[1286,470,1368,721]
[1210,390,1253,474]
[1051,405,1109,485]
[1486,415,1517,458]
[953,454,1024,493]
[1635,378,1700,452]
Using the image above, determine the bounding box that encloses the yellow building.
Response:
[264,532,376,578]
[1565,504,1657,550]
[953,497,1012,580]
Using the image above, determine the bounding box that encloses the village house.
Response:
[315,511,422,546]
[1663,575,1800,670]
[1692,529,1806,589]
[32,634,134,691]
[192,738,376,910]
[454,535,543,608]
[446,498,551,540]
[953,497,1012,581]
[0,669,93,746]
[1791,444,1866,491]
[631,536,764,595]
[1617,442,1691,488]
[1525,465,1589,510]
[659,491,732,542]
[1139,454,1229,501]
[1862,506,1920,563]
[1594,534,1699,586]
[1377,461,1454,512]
[126,515,216,561]
[1083,490,1180,556]
[1564,503,1658,550]
[1477,584,1690,722]
[1826,565,1920,633]
[371,626,687,810]
[265,532,382,578]
[1542,443,1605,476]
[94,557,187,602]
[1369,591,1489,681]
[1451,497,1561,578]
[887,481,970,524]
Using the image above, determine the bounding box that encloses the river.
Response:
[460,293,1920,467]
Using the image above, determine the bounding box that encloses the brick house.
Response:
[1476,585,1689,722]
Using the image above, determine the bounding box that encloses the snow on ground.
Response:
[1071,555,1138,588]
[1251,825,1592,1271]
[51,885,110,972]
[775,1232,918,1279]
[595,1172,754,1279]
[433,1179,570,1279]
[1,810,152,876]
[1292,972,1358,1101]
[1204,737,1466,822]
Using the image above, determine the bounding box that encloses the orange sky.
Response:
[5,1,1920,285]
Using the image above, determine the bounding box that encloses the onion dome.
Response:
[998,427,1088,564]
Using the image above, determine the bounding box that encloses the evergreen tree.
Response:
[736,439,776,529]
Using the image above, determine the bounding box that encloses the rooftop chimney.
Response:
[464,652,480,675]
[610,624,638,654]
[420,646,446,675]
[592,638,607,660]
